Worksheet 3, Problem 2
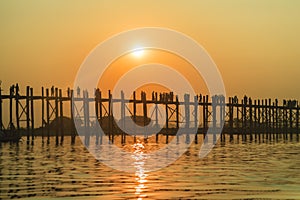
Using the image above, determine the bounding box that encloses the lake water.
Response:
[0,135,299,200]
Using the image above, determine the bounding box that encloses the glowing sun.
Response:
[132,49,144,58]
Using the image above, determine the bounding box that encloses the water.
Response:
[0,135,299,199]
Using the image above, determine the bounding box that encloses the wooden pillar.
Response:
[26,86,30,143]
[229,97,234,141]
[99,91,103,144]
[155,93,159,143]
[268,99,272,138]
[0,86,2,131]
[194,95,198,144]
[272,101,276,140]
[283,105,286,139]
[296,102,299,140]
[282,102,285,139]
[111,91,115,143]
[278,103,282,139]
[206,95,209,132]
[55,88,59,145]
[46,89,50,143]
[120,91,125,143]
[95,89,99,120]
[41,87,45,141]
[258,100,261,141]
[284,101,288,139]
[142,92,147,138]
[95,89,99,145]
[212,95,217,142]
[202,95,206,139]
[70,89,75,144]
[83,90,87,144]
[176,95,179,130]
[99,91,103,122]
[184,94,190,144]
[108,90,113,143]
[253,100,256,140]
[265,99,271,140]
[241,99,245,141]
[184,94,190,129]
[244,97,248,140]
[262,99,266,138]
[165,97,169,144]
[15,84,20,131]
[84,90,90,146]
[133,91,136,141]
[275,99,279,139]
[289,101,293,140]
[265,99,269,139]
[9,85,13,129]
[59,89,64,144]
[236,97,240,139]
[30,88,34,143]
[220,96,225,142]
[266,99,269,138]
[249,98,253,141]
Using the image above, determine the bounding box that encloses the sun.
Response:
[131,49,144,58]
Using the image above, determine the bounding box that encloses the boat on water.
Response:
[0,130,21,142]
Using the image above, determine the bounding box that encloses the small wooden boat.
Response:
[0,130,21,142]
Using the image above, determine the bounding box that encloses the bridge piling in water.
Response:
[46,88,50,143]
[0,88,2,131]
[26,86,30,143]
[0,84,300,145]
[55,88,59,145]
[59,89,64,144]
[194,95,198,144]
[41,87,45,142]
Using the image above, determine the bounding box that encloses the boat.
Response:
[0,130,21,142]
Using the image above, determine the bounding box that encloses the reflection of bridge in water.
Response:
[0,85,299,145]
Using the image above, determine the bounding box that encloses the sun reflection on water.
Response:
[132,140,148,199]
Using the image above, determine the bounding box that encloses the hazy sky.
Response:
[0,0,300,100]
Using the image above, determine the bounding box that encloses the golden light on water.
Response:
[132,140,148,199]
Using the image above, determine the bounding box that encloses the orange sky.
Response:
[98,49,208,96]
[0,0,300,100]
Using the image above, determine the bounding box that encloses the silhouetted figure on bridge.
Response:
[9,85,15,96]
[233,96,238,104]
[51,86,55,96]
[67,87,71,98]
[77,86,81,97]
[15,83,19,96]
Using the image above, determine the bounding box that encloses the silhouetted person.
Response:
[10,85,15,96]
[234,96,238,104]
[15,83,19,96]
[243,95,248,103]
[292,100,297,107]
[51,86,55,96]
[77,86,81,97]
[95,88,101,99]
[283,100,287,106]
[67,87,71,97]
[94,88,97,97]
[170,92,174,102]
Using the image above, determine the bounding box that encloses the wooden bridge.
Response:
[0,84,299,145]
